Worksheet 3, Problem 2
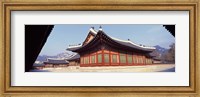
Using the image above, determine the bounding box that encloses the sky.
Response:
[39,24,175,56]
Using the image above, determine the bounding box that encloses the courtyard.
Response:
[32,64,175,72]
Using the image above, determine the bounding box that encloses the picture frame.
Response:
[0,0,199,97]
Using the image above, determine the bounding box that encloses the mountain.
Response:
[36,55,57,62]
[154,45,168,54]
[56,52,72,58]
[36,51,75,62]
[150,45,168,59]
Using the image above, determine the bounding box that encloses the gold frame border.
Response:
[0,0,199,97]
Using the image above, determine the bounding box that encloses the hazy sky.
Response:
[39,24,175,56]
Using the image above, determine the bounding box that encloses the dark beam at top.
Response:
[25,25,54,72]
[163,25,175,37]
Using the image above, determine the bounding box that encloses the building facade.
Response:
[66,53,80,66]
[67,27,156,67]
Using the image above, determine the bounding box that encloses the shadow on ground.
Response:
[29,69,50,72]
[159,67,175,72]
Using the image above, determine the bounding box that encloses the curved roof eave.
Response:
[99,31,155,52]
[67,30,156,52]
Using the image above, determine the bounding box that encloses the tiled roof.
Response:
[66,53,80,61]
[67,28,155,52]
[44,58,69,64]
[33,63,45,67]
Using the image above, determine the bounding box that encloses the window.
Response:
[128,55,132,64]
[143,57,146,64]
[98,54,102,63]
[137,57,140,64]
[104,54,109,63]
[136,57,139,64]
[84,56,89,64]
[140,57,143,64]
[146,58,151,64]
[133,56,136,64]
[120,53,126,63]
[91,55,96,64]
[149,59,152,64]
[81,57,84,64]
[138,57,141,64]
[146,59,148,64]
[112,54,117,63]
[84,57,86,64]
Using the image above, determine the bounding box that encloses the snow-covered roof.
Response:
[110,37,156,50]
[66,53,78,59]
[68,28,97,49]
[46,58,63,60]
[89,27,97,34]
[44,58,69,64]
[68,44,82,48]
[66,53,80,61]
[67,27,156,51]
[99,26,103,31]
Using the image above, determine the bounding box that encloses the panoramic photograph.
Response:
[25,24,175,72]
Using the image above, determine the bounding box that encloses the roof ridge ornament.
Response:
[99,25,103,31]
[89,27,97,34]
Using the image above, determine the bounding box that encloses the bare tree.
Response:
[161,43,175,63]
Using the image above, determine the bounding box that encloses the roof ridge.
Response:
[67,28,156,50]
[68,44,82,48]
[110,36,155,49]
[67,28,97,49]
[66,53,77,59]
[89,28,97,34]
[47,58,66,60]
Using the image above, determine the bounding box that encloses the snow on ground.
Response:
[30,64,175,72]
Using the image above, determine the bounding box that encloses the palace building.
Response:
[66,53,80,66]
[67,26,156,67]
[43,58,69,68]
